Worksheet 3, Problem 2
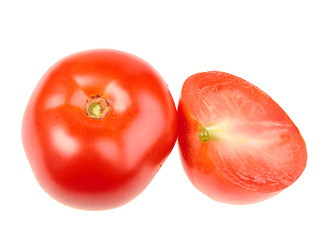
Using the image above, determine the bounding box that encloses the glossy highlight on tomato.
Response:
[178,71,307,204]
[22,49,177,210]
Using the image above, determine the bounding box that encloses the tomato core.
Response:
[199,121,248,144]
[85,95,111,120]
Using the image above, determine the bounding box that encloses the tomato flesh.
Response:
[178,71,307,204]
[22,49,177,210]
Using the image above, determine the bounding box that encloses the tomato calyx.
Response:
[85,94,111,120]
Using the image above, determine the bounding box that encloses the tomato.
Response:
[178,71,307,204]
[22,49,177,210]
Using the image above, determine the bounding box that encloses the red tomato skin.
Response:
[22,49,177,210]
[178,71,307,204]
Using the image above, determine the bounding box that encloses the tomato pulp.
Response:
[22,49,177,210]
[178,71,307,204]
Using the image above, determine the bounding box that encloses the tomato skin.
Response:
[178,71,307,204]
[22,49,177,210]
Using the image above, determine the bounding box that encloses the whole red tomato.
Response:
[178,71,307,204]
[22,49,177,210]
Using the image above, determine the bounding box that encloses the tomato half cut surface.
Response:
[22,49,177,210]
[178,71,307,204]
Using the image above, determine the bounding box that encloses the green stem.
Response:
[85,95,111,120]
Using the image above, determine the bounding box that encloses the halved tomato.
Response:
[178,71,307,204]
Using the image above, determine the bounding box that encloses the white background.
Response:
[1,0,333,239]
